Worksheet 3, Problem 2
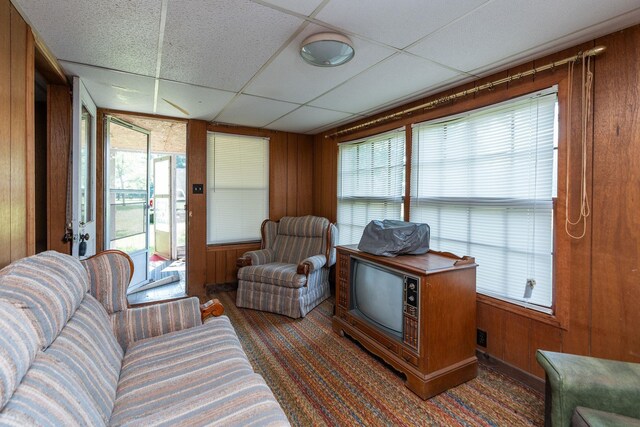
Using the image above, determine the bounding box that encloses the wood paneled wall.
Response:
[185,122,315,294]
[313,24,640,378]
[0,0,35,268]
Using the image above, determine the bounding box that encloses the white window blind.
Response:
[337,129,405,245]
[410,89,557,310]
[207,132,269,244]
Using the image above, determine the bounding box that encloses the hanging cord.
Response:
[564,54,593,239]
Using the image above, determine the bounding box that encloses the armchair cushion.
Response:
[298,255,327,275]
[241,248,275,267]
[238,263,307,288]
[536,350,640,426]
[572,406,640,427]
[111,297,202,350]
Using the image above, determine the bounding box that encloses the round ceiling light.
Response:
[300,32,355,67]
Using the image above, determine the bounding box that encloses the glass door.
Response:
[153,156,174,260]
[105,116,151,288]
[71,77,97,258]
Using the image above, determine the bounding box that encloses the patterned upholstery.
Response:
[237,216,336,318]
[44,295,123,422]
[0,302,39,411]
[110,297,201,350]
[0,352,105,426]
[0,251,290,426]
[110,316,288,426]
[0,251,88,348]
[82,251,132,314]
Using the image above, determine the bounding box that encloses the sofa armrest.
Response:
[297,255,327,276]
[111,297,202,350]
[238,248,275,268]
[536,350,640,426]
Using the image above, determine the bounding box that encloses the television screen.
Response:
[352,259,404,338]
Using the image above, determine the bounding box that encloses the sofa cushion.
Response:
[0,251,88,348]
[238,263,307,288]
[44,294,123,422]
[0,302,39,411]
[82,251,131,314]
[0,352,105,426]
[110,316,288,426]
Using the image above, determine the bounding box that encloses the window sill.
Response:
[206,241,261,249]
[476,293,565,330]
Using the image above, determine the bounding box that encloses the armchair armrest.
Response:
[237,248,275,268]
[297,255,327,276]
[111,297,202,350]
[536,350,640,426]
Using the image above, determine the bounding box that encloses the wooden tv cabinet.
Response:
[332,245,478,400]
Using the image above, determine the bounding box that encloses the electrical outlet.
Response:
[477,329,487,348]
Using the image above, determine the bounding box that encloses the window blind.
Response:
[337,129,405,245]
[410,89,557,310]
[206,132,269,244]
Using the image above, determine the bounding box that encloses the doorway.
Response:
[105,114,187,304]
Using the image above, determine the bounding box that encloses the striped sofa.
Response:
[236,216,337,319]
[0,250,289,426]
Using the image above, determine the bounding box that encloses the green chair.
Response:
[536,350,640,426]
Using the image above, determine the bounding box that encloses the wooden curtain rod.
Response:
[325,46,607,139]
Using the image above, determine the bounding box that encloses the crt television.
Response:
[349,256,419,341]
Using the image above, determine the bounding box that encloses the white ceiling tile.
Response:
[258,0,326,16]
[408,0,640,73]
[215,95,300,127]
[62,62,156,113]
[315,0,488,49]
[309,53,461,114]
[156,81,236,120]
[160,0,304,92]
[13,0,161,76]
[266,106,353,133]
[244,23,395,104]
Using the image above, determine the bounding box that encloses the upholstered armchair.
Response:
[235,215,337,319]
[536,350,640,426]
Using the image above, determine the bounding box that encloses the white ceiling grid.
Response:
[12,0,640,134]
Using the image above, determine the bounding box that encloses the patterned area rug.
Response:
[215,292,544,427]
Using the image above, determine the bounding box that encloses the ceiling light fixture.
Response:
[300,32,355,67]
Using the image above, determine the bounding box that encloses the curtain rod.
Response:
[325,46,606,139]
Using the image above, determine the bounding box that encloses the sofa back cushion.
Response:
[81,250,131,314]
[0,302,39,411]
[274,216,329,265]
[0,352,105,426]
[0,251,88,348]
[44,294,123,422]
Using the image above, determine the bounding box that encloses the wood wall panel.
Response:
[269,132,287,220]
[591,26,640,362]
[46,85,71,254]
[9,5,28,262]
[187,119,208,298]
[313,24,640,377]
[0,0,35,267]
[0,0,11,267]
[205,242,260,285]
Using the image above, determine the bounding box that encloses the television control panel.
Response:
[403,276,419,318]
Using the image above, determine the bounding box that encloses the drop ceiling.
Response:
[12,0,640,134]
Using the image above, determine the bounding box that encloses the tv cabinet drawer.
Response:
[347,314,400,354]
[401,348,419,367]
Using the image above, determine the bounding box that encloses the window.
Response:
[410,89,557,311]
[207,132,269,244]
[337,129,405,245]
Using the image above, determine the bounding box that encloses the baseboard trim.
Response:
[476,350,545,394]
